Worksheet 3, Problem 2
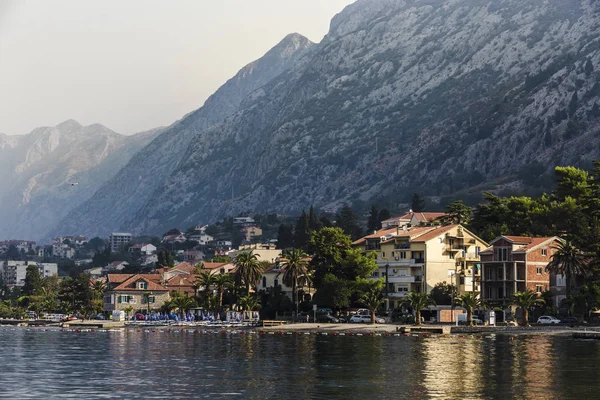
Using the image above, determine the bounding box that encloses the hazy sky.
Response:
[0,0,355,135]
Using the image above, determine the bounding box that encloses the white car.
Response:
[537,316,560,324]
[349,315,385,324]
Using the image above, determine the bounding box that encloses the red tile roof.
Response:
[112,274,167,291]
[201,262,229,270]
[410,225,456,243]
[412,212,447,222]
[513,237,558,252]
[107,274,132,283]
[170,262,195,274]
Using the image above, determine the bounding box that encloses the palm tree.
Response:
[278,248,310,315]
[194,261,205,275]
[454,293,485,326]
[401,291,436,325]
[237,295,261,313]
[170,294,197,318]
[213,274,233,308]
[511,291,545,326]
[546,240,588,298]
[360,287,385,323]
[195,271,215,297]
[234,251,264,295]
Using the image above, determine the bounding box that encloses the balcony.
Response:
[378,258,415,267]
[388,275,416,283]
[387,292,409,298]
[394,242,411,250]
[456,253,480,262]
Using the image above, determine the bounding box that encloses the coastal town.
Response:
[1,163,598,334]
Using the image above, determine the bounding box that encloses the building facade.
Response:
[479,236,561,305]
[104,274,170,313]
[109,233,132,253]
[353,224,488,310]
[1,261,58,287]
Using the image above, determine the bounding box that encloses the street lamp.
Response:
[448,270,456,325]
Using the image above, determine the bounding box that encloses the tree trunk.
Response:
[416,310,422,325]
[467,309,473,326]
[293,280,297,316]
[246,283,251,296]
[219,290,223,308]
[523,308,529,327]
[371,309,375,324]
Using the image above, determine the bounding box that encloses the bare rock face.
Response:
[52,33,314,238]
[60,0,600,237]
[0,121,160,240]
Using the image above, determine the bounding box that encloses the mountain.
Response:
[61,0,600,237]
[52,33,315,238]
[0,120,161,241]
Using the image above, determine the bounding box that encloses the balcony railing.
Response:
[388,276,415,283]
[394,242,411,250]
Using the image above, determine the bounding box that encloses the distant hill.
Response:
[0,120,161,240]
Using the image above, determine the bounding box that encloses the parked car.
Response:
[317,315,340,323]
[457,314,483,325]
[560,316,578,325]
[94,313,106,320]
[349,315,385,324]
[317,308,334,315]
[133,313,146,321]
[537,316,560,324]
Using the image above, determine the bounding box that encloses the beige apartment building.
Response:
[353,224,488,310]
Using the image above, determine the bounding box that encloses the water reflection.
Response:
[1,327,600,399]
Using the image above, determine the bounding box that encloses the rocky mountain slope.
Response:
[52,33,315,239]
[62,0,600,237]
[0,120,160,240]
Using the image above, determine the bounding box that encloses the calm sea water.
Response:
[0,326,598,399]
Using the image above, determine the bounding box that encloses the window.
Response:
[137,281,147,290]
[556,274,566,287]
[449,252,455,260]
[495,248,508,261]
[541,248,547,256]
[372,271,379,277]
[382,252,385,258]
[262,277,267,288]
[536,285,543,293]
[397,286,408,292]
[536,267,543,275]
[475,246,481,256]
[399,251,407,259]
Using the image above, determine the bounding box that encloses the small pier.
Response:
[400,326,451,334]
[573,331,600,339]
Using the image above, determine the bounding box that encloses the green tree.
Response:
[511,291,545,326]
[336,205,362,240]
[366,204,381,233]
[308,227,377,288]
[546,240,588,298]
[195,271,215,298]
[22,265,44,298]
[278,248,310,314]
[213,274,233,308]
[359,281,385,323]
[439,200,472,225]
[234,251,264,295]
[237,294,261,313]
[170,293,197,318]
[294,210,311,249]
[454,293,485,326]
[308,206,322,231]
[377,208,391,224]
[430,281,458,305]
[312,274,352,310]
[277,224,295,250]
[401,292,436,325]
[411,193,426,212]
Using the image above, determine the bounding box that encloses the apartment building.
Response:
[1,260,58,287]
[353,224,488,310]
[109,232,132,253]
[479,236,561,305]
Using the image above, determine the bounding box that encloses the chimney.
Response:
[403,225,408,232]
[373,230,377,235]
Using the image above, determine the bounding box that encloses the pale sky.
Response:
[0,0,355,135]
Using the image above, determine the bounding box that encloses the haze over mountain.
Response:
[0,120,160,240]
[50,0,600,238]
